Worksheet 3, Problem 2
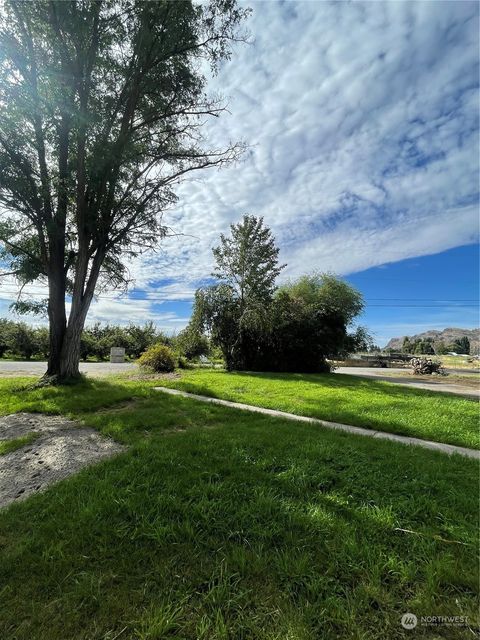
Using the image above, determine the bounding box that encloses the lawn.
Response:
[157,369,480,449]
[0,376,478,639]
[440,355,480,370]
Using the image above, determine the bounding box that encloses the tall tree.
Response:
[453,336,470,355]
[198,214,285,368]
[212,215,285,311]
[0,0,247,381]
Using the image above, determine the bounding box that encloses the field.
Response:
[158,369,480,449]
[439,355,480,370]
[0,375,478,640]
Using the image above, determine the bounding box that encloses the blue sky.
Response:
[0,0,479,346]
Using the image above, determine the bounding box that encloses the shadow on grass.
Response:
[231,369,479,401]
[0,405,477,640]
[0,376,155,418]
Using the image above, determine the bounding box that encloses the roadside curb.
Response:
[154,386,480,460]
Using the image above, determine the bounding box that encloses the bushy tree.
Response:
[402,337,413,354]
[0,0,247,381]
[8,322,36,359]
[191,284,243,370]
[262,275,364,371]
[192,215,285,369]
[453,336,470,355]
[126,322,160,359]
[435,341,449,355]
[343,325,374,354]
[0,318,15,357]
[191,221,365,372]
[174,326,209,361]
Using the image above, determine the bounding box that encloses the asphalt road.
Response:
[0,360,136,377]
[334,366,479,397]
[0,361,477,397]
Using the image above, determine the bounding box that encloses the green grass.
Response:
[0,432,38,455]
[0,377,478,639]
[0,376,156,417]
[440,355,480,370]
[157,369,480,449]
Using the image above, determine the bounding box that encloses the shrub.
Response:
[138,344,176,373]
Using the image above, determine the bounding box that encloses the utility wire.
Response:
[0,287,478,303]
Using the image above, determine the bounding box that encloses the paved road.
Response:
[0,361,136,377]
[335,366,479,398]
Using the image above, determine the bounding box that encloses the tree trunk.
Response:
[58,320,84,379]
[45,271,67,378]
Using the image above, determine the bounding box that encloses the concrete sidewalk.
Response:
[154,386,479,460]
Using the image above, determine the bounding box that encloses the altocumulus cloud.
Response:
[2,1,478,327]
[142,0,479,295]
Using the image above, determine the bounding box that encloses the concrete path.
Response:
[335,367,479,398]
[154,386,479,460]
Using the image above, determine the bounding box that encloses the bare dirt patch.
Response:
[0,413,125,509]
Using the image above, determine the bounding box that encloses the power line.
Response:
[0,289,479,303]
[0,287,479,302]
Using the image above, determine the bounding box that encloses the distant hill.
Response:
[384,327,480,353]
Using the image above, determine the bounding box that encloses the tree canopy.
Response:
[190,217,365,372]
[0,0,247,380]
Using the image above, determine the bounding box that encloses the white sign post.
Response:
[110,347,125,363]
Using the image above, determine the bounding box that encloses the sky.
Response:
[0,0,479,346]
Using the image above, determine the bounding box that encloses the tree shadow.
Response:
[0,405,477,639]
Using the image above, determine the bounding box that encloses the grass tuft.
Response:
[0,432,39,455]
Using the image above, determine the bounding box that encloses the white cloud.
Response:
[142,0,479,296]
[1,0,478,331]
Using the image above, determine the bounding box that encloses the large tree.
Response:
[193,214,285,369]
[212,214,285,310]
[0,0,247,381]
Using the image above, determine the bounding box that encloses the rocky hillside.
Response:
[385,327,480,352]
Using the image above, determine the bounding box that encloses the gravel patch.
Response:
[0,413,125,509]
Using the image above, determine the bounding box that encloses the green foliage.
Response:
[212,215,285,306]
[403,336,435,355]
[193,275,364,372]
[342,326,374,354]
[192,219,365,373]
[174,327,210,361]
[0,319,167,361]
[138,344,176,373]
[80,322,170,361]
[281,273,363,325]
[0,319,13,357]
[402,337,412,353]
[0,321,48,360]
[453,336,471,355]
[0,0,248,378]
[435,341,449,355]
